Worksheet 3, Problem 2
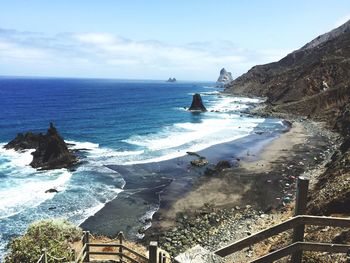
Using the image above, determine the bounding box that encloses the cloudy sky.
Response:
[0,0,349,81]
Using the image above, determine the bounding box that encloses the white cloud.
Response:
[0,40,51,61]
[0,28,289,80]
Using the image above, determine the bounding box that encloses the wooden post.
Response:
[83,231,90,262]
[291,176,309,263]
[42,248,48,263]
[71,248,76,262]
[158,252,166,263]
[149,241,158,263]
[118,232,124,263]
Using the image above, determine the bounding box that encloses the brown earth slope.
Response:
[224,20,350,260]
[225,20,350,126]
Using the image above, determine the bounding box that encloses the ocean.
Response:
[0,77,285,258]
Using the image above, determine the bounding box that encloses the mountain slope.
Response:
[224,20,350,126]
[225,20,350,218]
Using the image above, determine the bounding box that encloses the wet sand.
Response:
[149,122,308,229]
[81,120,290,238]
[81,119,333,244]
[146,121,333,237]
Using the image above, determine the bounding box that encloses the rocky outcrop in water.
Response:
[217,68,233,84]
[4,123,78,170]
[4,132,43,150]
[188,93,207,112]
[167,77,177,82]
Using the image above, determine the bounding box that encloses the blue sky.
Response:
[0,0,349,80]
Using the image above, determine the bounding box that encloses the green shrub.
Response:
[5,218,83,263]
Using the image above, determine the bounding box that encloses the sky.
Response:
[0,0,349,81]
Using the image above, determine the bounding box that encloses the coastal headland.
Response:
[82,19,350,262]
[81,115,335,259]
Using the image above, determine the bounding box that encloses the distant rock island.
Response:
[188,93,207,112]
[4,123,78,170]
[166,77,177,82]
[217,68,233,84]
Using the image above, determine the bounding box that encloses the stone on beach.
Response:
[45,188,59,193]
[190,158,208,167]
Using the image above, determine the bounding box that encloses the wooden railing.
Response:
[74,231,169,263]
[214,177,350,262]
[214,215,350,262]
[36,176,350,262]
[36,231,169,263]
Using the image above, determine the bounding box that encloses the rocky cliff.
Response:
[224,20,350,127]
[5,123,78,170]
[217,68,233,84]
[225,20,350,216]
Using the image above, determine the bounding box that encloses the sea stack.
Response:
[188,93,207,112]
[217,68,233,84]
[4,123,78,170]
[166,77,177,82]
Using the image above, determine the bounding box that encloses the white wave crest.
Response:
[0,169,72,219]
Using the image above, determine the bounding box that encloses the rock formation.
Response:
[190,157,208,167]
[217,68,233,84]
[4,123,78,170]
[224,19,350,217]
[204,160,231,176]
[224,20,350,125]
[167,77,177,82]
[188,93,207,112]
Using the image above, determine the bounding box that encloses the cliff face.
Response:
[225,21,350,216]
[224,20,350,126]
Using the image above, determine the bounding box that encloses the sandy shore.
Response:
[149,122,308,229]
[81,120,287,238]
[240,122,307,172]
[144,120,335,258]
[81,118,335,261]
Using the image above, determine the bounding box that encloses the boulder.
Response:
[45,188,59,193]
[186,151,202,158]
[215,160,231,171]
[188,94,207,112]
[204,160,231,176]
[4,123,78,170]
[190,158,208,167]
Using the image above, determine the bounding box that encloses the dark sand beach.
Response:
[81,119,286,237]
[81,119,334,243]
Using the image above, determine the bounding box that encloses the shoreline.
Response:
[142,120,335,258]
[80,119,294,238]
[148,122,308,230]
[77,105,336,260]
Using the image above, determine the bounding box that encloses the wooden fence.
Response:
[214,176,350,262]
[37,231,168,263]
[36,176,350,263]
